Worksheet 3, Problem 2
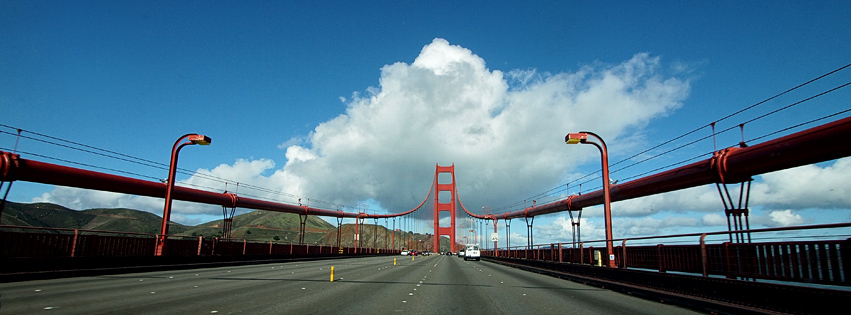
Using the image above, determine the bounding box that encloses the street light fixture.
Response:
[565,131,615,267]
[156,133,211,256]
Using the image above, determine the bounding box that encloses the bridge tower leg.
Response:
[433,164,456,253]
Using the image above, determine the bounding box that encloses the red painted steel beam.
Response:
[3,116,850,221]
[0,152,415,219]
[468,115,851,220]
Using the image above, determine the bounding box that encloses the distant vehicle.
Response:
[410,250,418,256]
[458,248,466,258]
[401,250,409,256]
[464,244,480,261]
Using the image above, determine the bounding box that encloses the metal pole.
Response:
[582,131,615,267]
[156,134,195,256]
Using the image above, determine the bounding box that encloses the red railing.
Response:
[0,225,396,259]
[482,223,851,287]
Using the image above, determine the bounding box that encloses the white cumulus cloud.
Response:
[276,38,690,215]
[34,38,691,225]
[767,209,806,227]
[752,158,851,210]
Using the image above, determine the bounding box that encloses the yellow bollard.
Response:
[412,255,415,261]
[394,258,397,266]
[330,266,335,282]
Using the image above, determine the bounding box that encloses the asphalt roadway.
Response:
[0,254,701,314]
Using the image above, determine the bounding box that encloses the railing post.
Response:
[588,246,594,265]
[197,236,203,256]
[558,243,563,263]
[621,239,628,269]
[242,239,247,255]
[657,244,665,272]
[70,229,79,257]
[154,234,161,256]
[700,233,709,277]
[269,240,273,255]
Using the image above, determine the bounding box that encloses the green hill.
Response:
[181,210,335,243]
[1,202,450,249]
[0,201,339,243]
[0,201,189,234]
[81,207,188,234]
[2,201,95,228]
[318,224,458,252]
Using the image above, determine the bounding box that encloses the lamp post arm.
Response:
[580,131,606,147]
[583,140,604,158]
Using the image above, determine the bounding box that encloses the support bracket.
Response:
[716,180,753,243]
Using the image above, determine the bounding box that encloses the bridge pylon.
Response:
[433,164,457,253]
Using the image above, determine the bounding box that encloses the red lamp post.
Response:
[566,131,615,267]
[155,133,211,256]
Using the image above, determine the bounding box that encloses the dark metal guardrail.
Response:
[0,225,397,281]
[479,224,851,314]
[0,225,396,258]
[482,223,851,287]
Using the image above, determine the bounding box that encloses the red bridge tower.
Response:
[433,164,457,253]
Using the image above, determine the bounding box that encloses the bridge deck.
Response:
[0,255,699,314]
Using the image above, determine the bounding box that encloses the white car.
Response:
[401,250,409,256]
[464,244,480,261]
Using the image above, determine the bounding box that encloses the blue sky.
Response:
[2,1,850,245]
